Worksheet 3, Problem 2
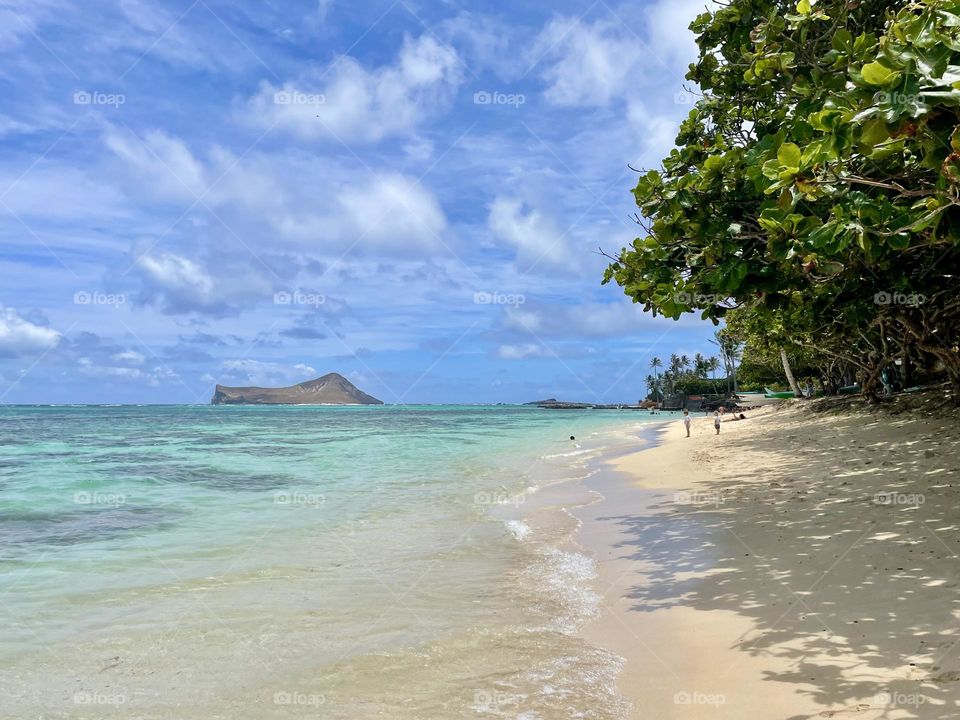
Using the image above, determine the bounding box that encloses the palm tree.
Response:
[693,353,708,378]
[710,330,743,395]
[706,356,721,394]
[649,357,663,401]
[645,374,660,402]
[707,356,720,381]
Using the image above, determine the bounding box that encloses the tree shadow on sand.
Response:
[601,408,960,719]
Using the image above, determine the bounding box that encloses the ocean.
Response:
[0,405,666,719]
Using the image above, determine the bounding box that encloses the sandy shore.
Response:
[577,402,960,719]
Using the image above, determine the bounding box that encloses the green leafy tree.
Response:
[603,0,960,398]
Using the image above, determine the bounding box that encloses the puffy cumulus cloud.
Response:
[104,128,450,256]
[134,252,221,314]
[534,0,707,108]
[278,173,448,252]
[126,247,290,317]
[487,198,571,272]
[0,306,61,357]
[534,18,641,108]
[336,174,447,250]
[247,34,462,143]
[217,359,317,386]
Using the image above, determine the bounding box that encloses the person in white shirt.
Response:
[682,409,691,437]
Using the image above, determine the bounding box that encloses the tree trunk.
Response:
[780,347,803,397]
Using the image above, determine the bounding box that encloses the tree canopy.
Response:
[603,0,960,399]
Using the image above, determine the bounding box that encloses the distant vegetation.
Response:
[645,352,727,401]
[603,0,960,401]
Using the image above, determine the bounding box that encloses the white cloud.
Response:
[247,34,462,143]
[0,0,61,50]
[502,301,665,339]
[626,101,686,167]
[113,350,145,365]
[0,166,129,222]
[534,0,706,108]
[535,18,641,107]
[497,343,548,360]
[314,0,334,24]
[134,252,225,314]
[335,174,447,250]
[0,306,60,357]
[488,198,570,271]
[139,253,214,294]
[439,12,521,80]
[219,359,317,386]
[78,357,178,386]
[108,0,221,69]
[104,129,207,200]
[104,128,450,256]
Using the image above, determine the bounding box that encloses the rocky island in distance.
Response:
[210,372,384,405]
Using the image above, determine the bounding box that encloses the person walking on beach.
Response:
[713,411,721,435]
[682,409,691,437]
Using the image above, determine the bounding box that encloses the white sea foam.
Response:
[506,520,532,541]
[539,447,595,460]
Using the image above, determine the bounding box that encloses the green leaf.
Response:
[777,142,802,169]
[797,0,811,15]
[861,61,902,87]
[859,117,890,146]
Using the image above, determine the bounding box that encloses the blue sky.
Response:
[0,0,717,404]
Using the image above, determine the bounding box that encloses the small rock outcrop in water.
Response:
[211,372,383,405]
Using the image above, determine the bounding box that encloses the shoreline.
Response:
[574,403,960,719]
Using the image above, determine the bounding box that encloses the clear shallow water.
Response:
[0,405,664,719]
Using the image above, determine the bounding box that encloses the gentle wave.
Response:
[0,405,662,718]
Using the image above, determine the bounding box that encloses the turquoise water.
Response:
[0,405,664,719]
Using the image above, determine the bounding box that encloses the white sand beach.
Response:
[577,402,960,719]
